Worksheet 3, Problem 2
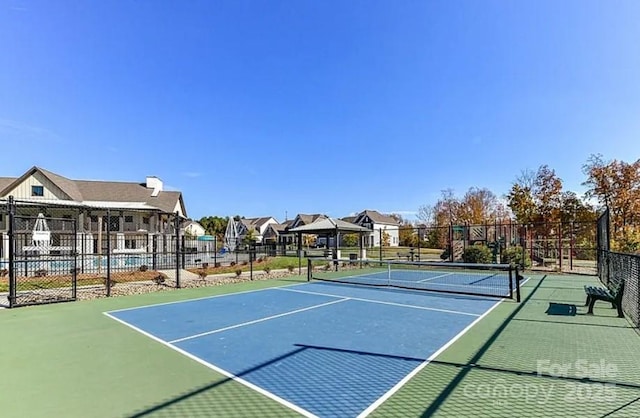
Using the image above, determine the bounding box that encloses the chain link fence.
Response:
[596,208,640,327]
[373,221,596,274]
[1,197,186,307]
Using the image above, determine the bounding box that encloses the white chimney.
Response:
[146,176,163,197]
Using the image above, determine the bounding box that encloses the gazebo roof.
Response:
[288,217,371,234]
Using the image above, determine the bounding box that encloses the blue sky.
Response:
[2,0,639,222]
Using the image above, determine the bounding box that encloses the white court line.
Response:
[169,298,350,344]
[357,274,533,417]
[417,272,455,283]
[276,287,480,317]
[356,295,505,417]
[103,312,318,418]
[107,281,307,314]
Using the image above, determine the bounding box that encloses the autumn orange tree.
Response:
[506,165,563,227]
[419,187,506,226]
[390,213,420,247]
[582,154,640,252]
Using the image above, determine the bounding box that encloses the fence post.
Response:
[106,209,111,297]
[558,222,562,271]
[181,234,186,269]
[7,196,16,308]
[175,212,181,288]
[72,216,77,300]
[449,223,453,262]
[570,221,574,270]
[152,235,157,270]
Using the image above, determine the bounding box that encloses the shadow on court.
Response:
[368,274,640,418]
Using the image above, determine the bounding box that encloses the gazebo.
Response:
[288,217,372,272]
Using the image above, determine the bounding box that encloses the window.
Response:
[90,215,98,223]
[142,217,150,224]
[125,239,137,249]
[31,185,44,196]
[125,216,133,223]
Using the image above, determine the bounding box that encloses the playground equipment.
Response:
[22,213,72,255]
[224,217,239,252]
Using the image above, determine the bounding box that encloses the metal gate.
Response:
[7,209,78,308]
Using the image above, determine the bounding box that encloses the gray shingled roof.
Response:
[0,166,184,215]
[241,216,276,229]
[0,177,14,192]
[295,213,327,226]
[357,209,401,226]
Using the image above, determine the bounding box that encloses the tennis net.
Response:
[307,258,520,300]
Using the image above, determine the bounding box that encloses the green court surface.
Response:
[1,273,639,417]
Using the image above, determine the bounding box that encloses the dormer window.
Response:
[31,185,44,197]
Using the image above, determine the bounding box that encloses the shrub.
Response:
[153,273,167,285]
[263,267,271,275]
[287,264,295,273]
[104,277,116,288]
[235,268,242,277]
[34,269,48,277]
[501,246,531,269]
[139,265,149,272]
[242,261,248,266]
[197,269,208,280]
[230,261,236,267]
[0,268,8,277]
[462,245,492,264]
[214,262,221,268]
[440,247,451,261]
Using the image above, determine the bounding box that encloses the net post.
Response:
[307,258,311,282]
[508,265,514,300]
[515,266,521,302]
[106,208,111,297]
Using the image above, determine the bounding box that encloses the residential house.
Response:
[352,210,401,247]
[262,214,328,247]
[184,220,206,237]
[0,166,188,259]
[237,217,279,244]
[262,219,295,245]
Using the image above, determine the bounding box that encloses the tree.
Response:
[342,233,358,247]
[302,234,316,248]
[198,216,229,243]
[583,154,640,251]
[459,187,501,224]
[534,165,563,225]
[243,228,257,245]
[420,188,503,227]
[381,231,391,247]
[506,165,563,226]
[398,227,419,247]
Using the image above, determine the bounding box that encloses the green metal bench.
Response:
[584,280,625,318]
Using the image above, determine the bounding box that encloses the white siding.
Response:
[172,201,185,217]
[3,173,68,200]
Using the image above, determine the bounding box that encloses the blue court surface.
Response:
[106,281,504,417]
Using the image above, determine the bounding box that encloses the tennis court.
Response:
[3,270,640,418]
[106,277,508,418]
